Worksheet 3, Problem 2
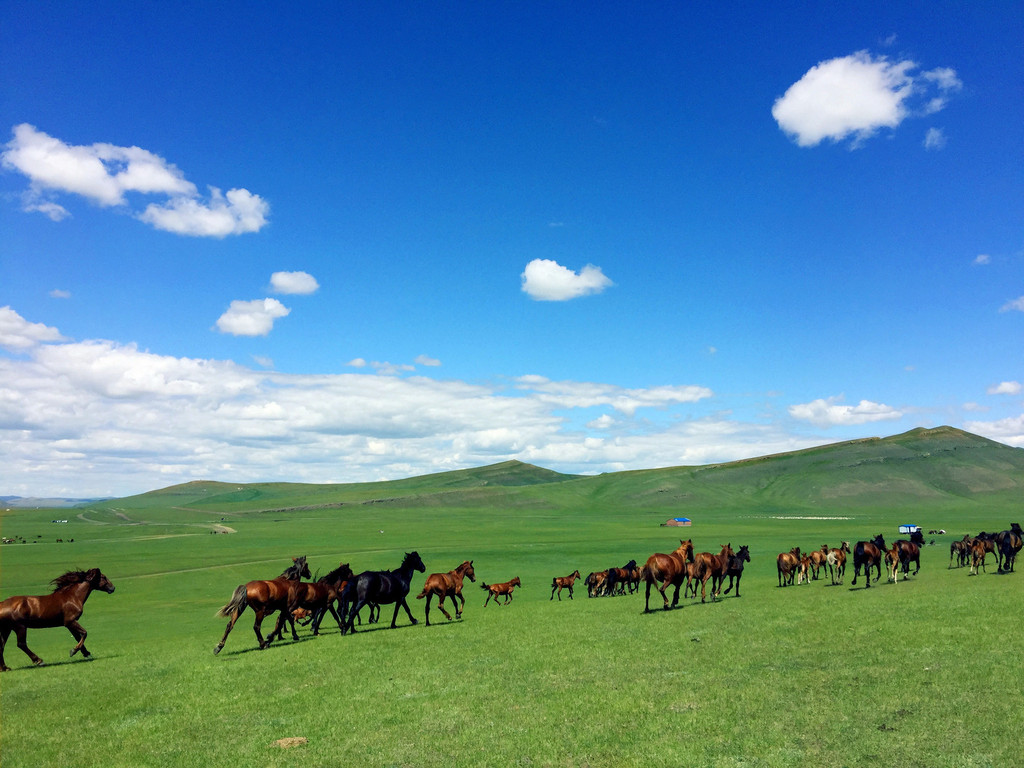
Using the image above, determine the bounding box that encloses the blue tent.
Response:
[898,524,920,534]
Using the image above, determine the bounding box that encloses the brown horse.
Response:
[884,542,901,583]
[826,541,851,584]
[271,562,354,638]
[809,546,829,580]
[777,547,801,587]
[850,535,886,588]
[692,544,734,602]
[416,560,476,625]
[893,540,921,578]
[796,555,811,585]
[585,571,608,598]
[481,577,521,606]
[950,535,972,568]
[213,556,311,654]
[643,539,695,612]
[969,540,990,575]
[550,569,582,601]
[0,568,115,671]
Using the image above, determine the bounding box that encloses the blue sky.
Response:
[2,3,1022,497]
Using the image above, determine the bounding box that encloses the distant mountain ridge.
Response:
[98,426,1024,514]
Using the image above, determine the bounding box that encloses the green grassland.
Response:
[1,427,1021,767]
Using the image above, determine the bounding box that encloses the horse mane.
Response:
[280,558,308,580]
[321,563,351,583]
[50,569,95,591]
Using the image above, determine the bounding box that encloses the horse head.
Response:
[511,576,522,587]
[737,545,750,562]
[677,539,695,562]
[405,551,426,573]
[87,568,116,594]
[459,560,476,582]
[872,534,887,551]
[322,562,353,586]
[285,556,312,580]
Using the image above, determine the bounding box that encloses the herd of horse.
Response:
[948,523,1023,575]
[1,522,1020,669]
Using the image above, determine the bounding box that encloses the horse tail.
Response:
[216,585,247,618]
[480,582,489,591]
[415,587,428,599]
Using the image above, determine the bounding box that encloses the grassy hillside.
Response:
[100,426,1024,519]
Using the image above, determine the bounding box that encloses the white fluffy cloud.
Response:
[987,381,1022,396]
[215,298,290,336]
[521,259,613,301]
[270,271,319,295]
[516,375,712,416]
[788,396,902,427]
[772,51,961,147]
[139,187,268,237]
[964,415,1024,448]
[0,310,747,496]
[1001,296,1024,313]
[2,124,268,237]
[0,306,68,351]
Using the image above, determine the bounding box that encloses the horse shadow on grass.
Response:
[5,654,119,673]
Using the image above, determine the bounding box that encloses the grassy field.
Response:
[1,429,1022,767]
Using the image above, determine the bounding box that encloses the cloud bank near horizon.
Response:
[2,306,1020,498]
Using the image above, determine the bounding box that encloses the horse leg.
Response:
[436,595,453,622]
[396,598,418,628]
[344,599,366,634]
[214,608,243,655]
[669,579,681,609]
[567,584,574,600]
[456,592,466,618]
[66,620,90,658]
[253,610,272,649]
[0,625,11,671]
[13,624,44,666]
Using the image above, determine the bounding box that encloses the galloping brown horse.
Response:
[884,542,902,583]
[272,562,354,638]
[1,568,115,671]
[809,547,829,580]
[692,544,734,602]
[893,540,921,578]
[643,539,695,612]
[416,560,476,625]
[777,547,801,587]
[481,576,521,606]
[850,535,886,588]
[826,541,851,584]
[550,569,582,601]
[214,556,311,654]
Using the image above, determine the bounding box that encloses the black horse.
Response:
[721,544,751,597]
[850,534,886,588]
[340,551,425,635]
[996,523,1023,573]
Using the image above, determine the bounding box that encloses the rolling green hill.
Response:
[104,426,1024,518]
